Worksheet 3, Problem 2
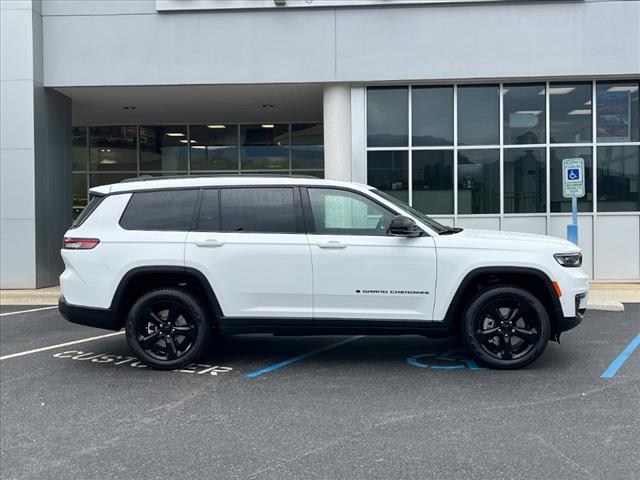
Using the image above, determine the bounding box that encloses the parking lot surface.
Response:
[1,304,638,480]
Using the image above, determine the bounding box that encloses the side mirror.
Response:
[387,216,422,237]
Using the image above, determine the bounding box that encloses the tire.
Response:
[125,288,212,370]
[460,286,550,370]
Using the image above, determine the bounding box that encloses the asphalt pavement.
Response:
[1,304,638,480]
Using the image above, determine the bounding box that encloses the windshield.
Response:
[371,189,450,234]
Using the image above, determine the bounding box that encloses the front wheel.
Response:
[460,286,550,369]
[125,288,212,370]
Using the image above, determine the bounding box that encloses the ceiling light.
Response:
[166,132,185,137]
[261,124,274,128]
[514,110,543,115]
[207,125,226,129]
[501,88,509,95]
[568,109,591,115]
[607,85,639,93]
[584,100,592,105]
[544,87,576,95]
[192,145,207,149]
[99,159,117,165]
[179,139,197,144]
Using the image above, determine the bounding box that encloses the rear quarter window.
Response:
[119,189,198,231]
[70,195,104,229]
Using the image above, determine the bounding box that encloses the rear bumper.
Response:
[58,296,121,331]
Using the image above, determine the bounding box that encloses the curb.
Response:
[587,300,625,312]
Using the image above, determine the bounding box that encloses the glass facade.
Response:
[367,80,640,218]
[72,123,324,215]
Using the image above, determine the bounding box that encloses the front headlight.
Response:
[554,252,582,267]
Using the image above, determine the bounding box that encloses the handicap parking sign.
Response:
[562,158,585,198]
[567,168,580,181]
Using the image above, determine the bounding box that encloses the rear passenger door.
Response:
[185,186,313,320]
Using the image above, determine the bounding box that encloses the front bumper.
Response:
[58,296,121,331]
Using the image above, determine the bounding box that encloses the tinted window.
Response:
[504,148,546,213]
[196,189,220,231]
[308,188,394,236]
[503,84,546,145]
[549,82,592,143]
[412,86,453,146]
[120,189,198,231]
[71,195,104,228]
[412,150,454,215]
[367,151,409,203]
[220,188,298,233]
[367,87,408,147]
[458,85,500,145]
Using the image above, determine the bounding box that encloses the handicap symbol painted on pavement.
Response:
[567,168,580,181]
[406,349,486,371]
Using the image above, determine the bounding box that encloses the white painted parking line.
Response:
[0,306,57,317]
[0,331,124,361]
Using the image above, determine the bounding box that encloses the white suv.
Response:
[59,176,588,370]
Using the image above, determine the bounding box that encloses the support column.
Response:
[323,83,352,181]
[1,0,72,288]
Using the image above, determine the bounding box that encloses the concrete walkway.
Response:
[2,283,638,311]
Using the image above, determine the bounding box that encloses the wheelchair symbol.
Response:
[567,168,580,181]
[406,349,486,371]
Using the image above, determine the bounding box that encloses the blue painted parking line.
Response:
[244,336,363,378]
[601,332,640,379]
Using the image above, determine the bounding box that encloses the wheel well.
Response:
[113,269,220,330]
[447,270,562,337]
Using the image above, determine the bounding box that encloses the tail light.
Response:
[63,237,100,250]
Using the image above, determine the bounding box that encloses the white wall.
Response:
[41,1,640,87]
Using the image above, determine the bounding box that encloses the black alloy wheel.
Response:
[461,286,550,369]
[125,288,212,369]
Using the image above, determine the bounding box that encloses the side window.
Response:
[196,189,220,231]
[307,188,394,236]
[120,189,198,231]
[220,187,299,233]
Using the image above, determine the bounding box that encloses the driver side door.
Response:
[304,187,437,321]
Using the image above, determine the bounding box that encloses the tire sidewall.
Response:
[125,288,212,370]
[461,286,550,370]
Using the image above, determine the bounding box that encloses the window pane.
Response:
[291,123,324,169]
[367,87,408,147]
[241,124,289,170]
[72,127,87,171]
[549,82,592,143]
[412,150,454,214]
[457,149,500,214]
[367,151,408,203]
[190,125,239,171]
[72,173,87,219]
[220,188,297,233]
[293,170,324,179]
[196,189,220,231]
[550,147,593,212]
[120,190,198,231]
[597,81,639,142]
[458,85,499,146]
[504,148,546,213]
[89,126,137,171]
[140,126,188,172]
[597,145,640,212]
[503,84,546,144]
[89,172,137,188]
[412,86,453,146]
[308,188,394,236]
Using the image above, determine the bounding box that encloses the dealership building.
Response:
[1,0,639,288]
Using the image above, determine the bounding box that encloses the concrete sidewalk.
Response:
[2,283,638,311]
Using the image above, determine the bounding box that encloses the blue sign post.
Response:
[562,158,585,245]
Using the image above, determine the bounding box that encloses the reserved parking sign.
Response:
[562,158,585,198]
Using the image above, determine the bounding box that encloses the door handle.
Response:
[317,241,347,249]
[194,239,225,248]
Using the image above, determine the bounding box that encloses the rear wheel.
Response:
[125,288,212,370]
[460,286,550,369]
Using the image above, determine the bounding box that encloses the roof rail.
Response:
[119,173,320,183]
